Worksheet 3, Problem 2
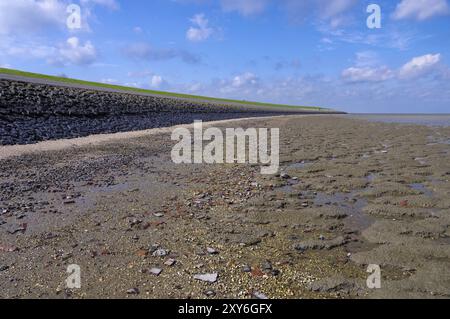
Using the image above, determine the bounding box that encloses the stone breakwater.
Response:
[0,79,325,146]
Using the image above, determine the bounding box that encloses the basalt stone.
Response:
[0,79,324,146]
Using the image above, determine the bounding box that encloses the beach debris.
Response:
[153,212,164,218]
[193,273,218,283]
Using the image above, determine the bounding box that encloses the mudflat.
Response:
[1,115,449,299]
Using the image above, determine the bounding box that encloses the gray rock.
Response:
[152,248,169,257]
[207,247,219,255]
[194,273,218,283]
[149,268,163,276]
[253,291,269,299]
[126,288,140,295]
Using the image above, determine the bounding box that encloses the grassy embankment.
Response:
[0,68,331,111]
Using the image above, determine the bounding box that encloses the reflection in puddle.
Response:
[409,183,434,197]
[366,173,378,182]
[287,161,313,169]
[314,192,374,232]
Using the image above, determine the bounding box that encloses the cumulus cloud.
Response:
[220,0,269,16]
[342,53,444,83]
[150,75,166,89]
[123,42,201,64]
[51,37,97,66]
[398,54,442,79]
[393,0,450,21]
[342,66,394,83]
[0,36,97,66]
[186,14,214,42]
[0,0,67,35]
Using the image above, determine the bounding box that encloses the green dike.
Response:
[0,67,329,111]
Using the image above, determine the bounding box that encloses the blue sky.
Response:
[1,0,450,113]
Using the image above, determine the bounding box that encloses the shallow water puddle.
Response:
[409,183,434,197]
[287,161,314,169]
[314,192,374,232]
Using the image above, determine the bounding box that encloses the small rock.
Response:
[153,213,164,218]
[271,269,280,276]
[253,291,268,299]
[0,265,9,272]
[149,268,162,276]
[129,218,142,227]
[242,265,252,273]
[207,247,219,255]
[262,261,273,271]
[280,173,290,180]
[204,290,216,297]
[152,248,169,257]
[194,273,218,283]
[164,258,176,266]
[126,288,140,295]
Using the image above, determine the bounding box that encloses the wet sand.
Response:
[1,115,450,299]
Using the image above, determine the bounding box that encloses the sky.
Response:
[0,0,450,113]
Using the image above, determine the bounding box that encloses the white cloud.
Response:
[133,26,143,34]
[80,0,119,10]
[232,72,259,88]
[318,0,357,20]
[186,14,214,42]
[0,36,97,66]
[393,0,450,21]
[399,53,441,79]
[281,0,357,27]
[0,0,67,35]
[220,0,268,16]
[342,66,394,83]
[150,75,165,88]
[54,37,97,65]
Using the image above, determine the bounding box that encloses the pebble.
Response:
[206,247,219,255]
[262,261,273,271]
[204,290,216,297]
[149,268,163,276]
[164,258,176,266]
[242,265,252,273]
[153,213,164,218]
[126,288,140,295]
[152,248,169,257]
[253,291,268,300]
[193,273,218,283]
[0,265,9,272]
